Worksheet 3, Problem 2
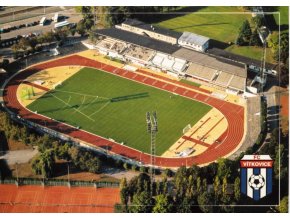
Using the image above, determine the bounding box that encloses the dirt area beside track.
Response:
[162,107,228,158]
[17,66,82,107]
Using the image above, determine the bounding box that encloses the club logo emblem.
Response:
[240,155,273,201]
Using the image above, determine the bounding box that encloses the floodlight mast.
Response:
[146,111,158,197]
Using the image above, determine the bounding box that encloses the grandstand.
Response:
[95,38,126,59]
[150,52,187,74]
[94,27,248,94]
[228,75,246,92]
[123,44,155,66]
[185,62,217,82]
[214,71,233,87]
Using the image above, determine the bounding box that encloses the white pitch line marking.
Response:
[89,101,111,118]
[50,93,95,122]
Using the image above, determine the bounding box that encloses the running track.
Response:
[3,55,245,167]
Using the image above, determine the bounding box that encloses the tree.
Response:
[234,177,241,202]
[252,16,264,28]
[273,32,289,63]
[217,159,232,179]
[42,31,55,43]
[55,142,70,160]
[129,191,153,213]
[240,19,252,40]
[120,178,129,208]
[152,194,174,213]
[249,28,262,46]
[40,149,55,178]
[68,146,80,162]
[177,197,192,213]
[86,156,101,173]
[32,149,55,178]
[18,38,30,51]
[28,37,38,51]
[76,20,86,36]
[235,34,245,46]
[280,62,289,87]
[213,176,222,202]
[197,192,214,213]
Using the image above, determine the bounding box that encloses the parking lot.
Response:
[0,7,82,41]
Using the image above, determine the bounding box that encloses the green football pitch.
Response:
[27,68,212,155]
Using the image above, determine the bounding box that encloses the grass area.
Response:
[180,79,201,87]
[274,6,289,26]
[27,68,211,155]
[157,6,251,43]
[225,45,275,64]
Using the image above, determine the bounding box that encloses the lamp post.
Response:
[146,111,158,197]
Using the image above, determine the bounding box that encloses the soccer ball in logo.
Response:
[248,174,265,190]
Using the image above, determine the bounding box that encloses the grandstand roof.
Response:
[122,18,182,39]
[172,48,247,78]
[178,32,209,46]
[95,28,180,55]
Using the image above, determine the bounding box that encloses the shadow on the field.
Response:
[170,22,229,31]
[110,92,149,103]
[28,92,149,118]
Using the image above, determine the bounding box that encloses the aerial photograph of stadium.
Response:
[0,1,289,214]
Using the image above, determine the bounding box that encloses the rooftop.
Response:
[95,28,181,55]
[122,18,182,39]
[178,32,210,46]
[172,48,247,78]
[207,47,276,69]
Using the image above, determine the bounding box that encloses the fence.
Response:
[0,176,119,188]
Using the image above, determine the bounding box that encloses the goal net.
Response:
[182,124,191,134]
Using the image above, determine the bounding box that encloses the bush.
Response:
[132,165,138,171]
[123,162,130,170]
[140,166,147,173]
[162,168,174,177]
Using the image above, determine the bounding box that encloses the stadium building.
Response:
[116,18,182,45]
[178,32,210,52]
[91,19,271,95]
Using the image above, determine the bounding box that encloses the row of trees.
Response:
[0,111,102,178]
[268,32,289,86]
[75,6,181,30]
[235,19,262,46]
[116,158,242,213]
[31,137,103,178]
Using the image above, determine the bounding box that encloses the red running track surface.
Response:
[0,184,120,213]
[3,55,245,167]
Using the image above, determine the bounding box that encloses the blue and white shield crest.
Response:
[240,155,273,201]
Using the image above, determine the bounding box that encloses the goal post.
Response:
[183,124,191,134]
